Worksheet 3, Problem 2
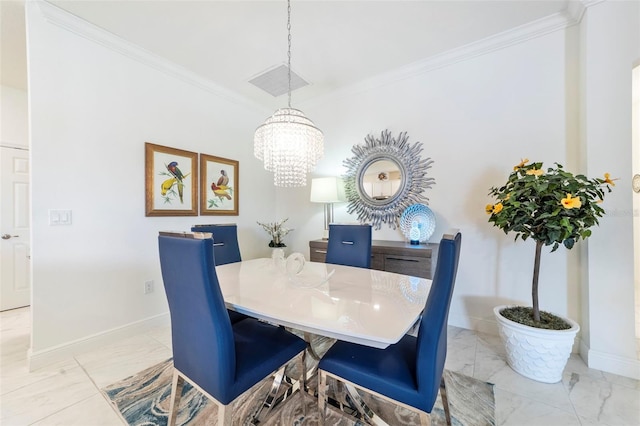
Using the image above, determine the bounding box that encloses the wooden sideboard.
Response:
[309,239,438,279]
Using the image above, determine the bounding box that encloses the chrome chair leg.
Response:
[329,375,436,426]
[276,351,307,412]
[343,382,389,426]
[318,370,327,425]
[440,376,452,426]
[300,350,307,417]
[252,365,286,421]
[252,350,307,422]
[168,370,184,426]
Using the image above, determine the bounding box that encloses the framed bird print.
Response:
[199,153,239,216]
[145,142,198,216]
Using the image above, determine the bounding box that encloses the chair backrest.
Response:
[158,232,236,402]
[191,224,241,265]
[325,224,372,268]
[415,230,462,410]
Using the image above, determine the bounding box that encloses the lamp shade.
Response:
[310,177,346,203]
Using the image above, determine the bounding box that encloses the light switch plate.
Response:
[49,209,72,225]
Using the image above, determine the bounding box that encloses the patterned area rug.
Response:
[102,337,494,426]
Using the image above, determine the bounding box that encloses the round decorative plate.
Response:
[400,204,436,242]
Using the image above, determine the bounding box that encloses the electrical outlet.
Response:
[144,280,154,294]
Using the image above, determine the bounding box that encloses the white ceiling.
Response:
[1,0,574,110]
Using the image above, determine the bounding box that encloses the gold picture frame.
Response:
[145,142,198,216]
[199,153,239,216]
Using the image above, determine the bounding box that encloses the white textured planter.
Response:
[494,305,579,383]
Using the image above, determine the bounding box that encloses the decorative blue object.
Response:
[409,222,421,245]
[400,204,436,243]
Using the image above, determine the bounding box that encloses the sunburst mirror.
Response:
[343,130,435,230]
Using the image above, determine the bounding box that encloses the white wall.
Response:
[581,0,640,377]
[25,0,640,379]
[1,85,28,148]
[284,29,576,334]
[280,2,639,378]
[26,2,276,357]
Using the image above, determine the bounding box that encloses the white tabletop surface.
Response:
[215,258,432,349]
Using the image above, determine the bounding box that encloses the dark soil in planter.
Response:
[500,306,572,330]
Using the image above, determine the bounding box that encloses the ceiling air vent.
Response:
[249,64,308,97]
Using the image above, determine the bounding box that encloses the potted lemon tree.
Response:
[486,159,615,382]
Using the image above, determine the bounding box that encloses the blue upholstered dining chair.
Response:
[191,223,247,324]
[158,232,307,425]
[325,224,372,269]
[191,223,241,266]
[317,230,462,426]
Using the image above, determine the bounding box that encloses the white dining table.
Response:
[215,257,432,349]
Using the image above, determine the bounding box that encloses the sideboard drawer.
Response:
[383,255,430,279]
[309,239,437,279]
[309,240,328,263]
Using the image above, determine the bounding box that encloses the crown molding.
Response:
[566,0,588,23]
[302,1,600,109]
[566,0,606,23]
[33,1,264,112]
[32,0,605,113]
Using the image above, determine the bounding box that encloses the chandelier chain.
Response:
[253,0,324,188]
[287,0,292,108]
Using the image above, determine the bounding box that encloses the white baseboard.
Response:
[448,312,499,336]
[28,313,170,371]
[582,344,640,380]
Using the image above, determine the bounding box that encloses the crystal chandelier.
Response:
[254,0,324,187]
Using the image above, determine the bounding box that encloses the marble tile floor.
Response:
[1,306,638,426]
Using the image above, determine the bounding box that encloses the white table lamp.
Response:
[310,177,346,239]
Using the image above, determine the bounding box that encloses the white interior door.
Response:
[0,146,30,311]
